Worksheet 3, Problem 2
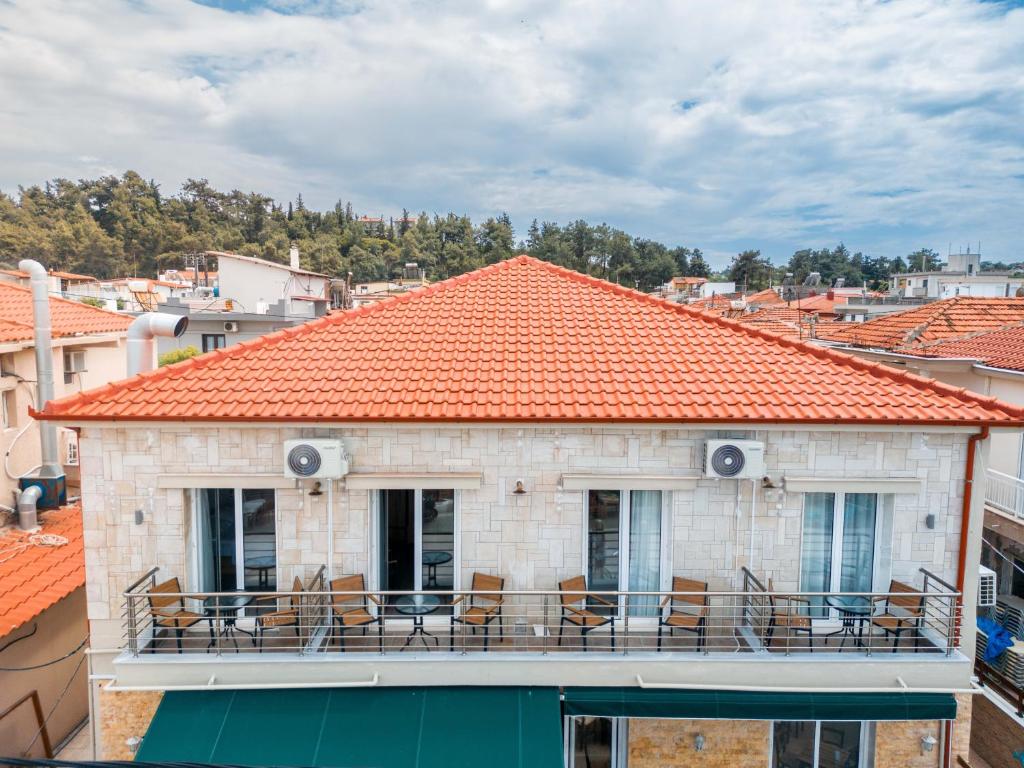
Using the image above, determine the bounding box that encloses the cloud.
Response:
[0,0,1021,267]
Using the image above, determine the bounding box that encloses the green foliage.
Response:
[727,250,773,291]
[78,297,105,308]
[158,345,201,367]
[782,244,927,291]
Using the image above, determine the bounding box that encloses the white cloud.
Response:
[0,0,1021,266]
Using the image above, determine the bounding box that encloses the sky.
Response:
[0,0,1022,269]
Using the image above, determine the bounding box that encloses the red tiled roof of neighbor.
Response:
[0,505,84,637]
[35,256,1024,426]
[821,298,1024,350]
[792,294,840,314]
[0,282,133,341]
[0,268,98,282]
[910,323,1024,372]
[744,288,784,306]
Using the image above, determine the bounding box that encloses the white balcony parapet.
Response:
[987,468,1024,520]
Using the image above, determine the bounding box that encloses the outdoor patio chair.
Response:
[557,575,615,651]
[657,576,709,651]
[147,577,203,653]
[330,574,383,652]
[251,576,304,651]
[870,580,925,652]
[449,572,505,651]
[765,579,814,652]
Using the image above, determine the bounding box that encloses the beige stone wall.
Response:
[628,718,770,767]
[97,689,162,759]
[78,425,969,649]
[875,720,943,768]
[972,692,1024,768]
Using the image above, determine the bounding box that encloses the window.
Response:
[587,490,666,616]
[202,334,227,353]
[63,432,79,465]
[194,488,277,592]
[63,350,86,385]
[566,717,627,768]
[800,493,879,616]
[377,489,456,598]
[772,721,873,767]
[1,389,14,429]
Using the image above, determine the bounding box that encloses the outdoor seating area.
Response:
[124,566,962,659]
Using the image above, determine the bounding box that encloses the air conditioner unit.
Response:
[704,439,766,480]
[978,565,997,607]
[283,439,349,480]
[223,321,239,333]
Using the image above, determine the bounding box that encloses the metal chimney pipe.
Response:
[18,484,42,531]
[127,313,189,377]
[18,259,62,478]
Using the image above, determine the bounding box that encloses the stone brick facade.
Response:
[628,718,770,767]
[98,689,162,759]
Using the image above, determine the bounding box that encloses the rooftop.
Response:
[36,256,1024,425]
[910,323,1024,373]
[0,505,84,637]
[207,251,329,280]
[0,282,133,343]
[0,268,100,282]
[816,297,1024,350]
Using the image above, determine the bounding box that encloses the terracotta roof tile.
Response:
[819,297,1024,350]
[0,505,84,638]
[35,256,1024,426]
[0,282,132,342]
[909,323,1024,372]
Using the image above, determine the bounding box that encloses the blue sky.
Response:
[0,0,1022,269]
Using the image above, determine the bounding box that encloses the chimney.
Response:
[289,244,300,271]
[826,289,834,301]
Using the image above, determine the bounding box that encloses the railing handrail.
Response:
[987,467,1024,486]
[740,566,767,593]
[124,566,160,595]
[919,568,958,593]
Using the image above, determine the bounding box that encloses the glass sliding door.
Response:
[800,492,879,618]
[378,488,456,601]
[586,489,665,617]
[772,721,867,768]
[196,488,277,593]
[567,717,627,768]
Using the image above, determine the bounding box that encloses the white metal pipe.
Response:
[327,479,334,580]
[126,313,189,376]
[104,673,379,692]
[17,484,42,530]
[18,259,61,477]
[635,674,979,695]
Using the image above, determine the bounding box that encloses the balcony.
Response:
[987,468,1024,520]
[111,567,968,692]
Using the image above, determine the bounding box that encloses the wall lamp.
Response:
[308,481,323,497]
[920,734,937,754]
[694,733,706,752]
[512,479,527,495]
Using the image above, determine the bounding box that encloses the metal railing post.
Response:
[542,594,549,655]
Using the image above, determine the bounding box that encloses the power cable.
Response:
[21,651,87,757]
[0,636,87,672]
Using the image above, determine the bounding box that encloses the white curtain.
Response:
[840,493,877,593]
[800,492,835,617]
[197,490,215,593]
[628,491,662,617]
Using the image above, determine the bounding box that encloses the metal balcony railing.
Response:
[986,468,1024,519]
[121,567,961,659]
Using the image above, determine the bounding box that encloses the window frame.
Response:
[564,715,628,768]
[582,488,672,619]
[201,333,227,353]
[769,720,875,768]
[799,492,885,597]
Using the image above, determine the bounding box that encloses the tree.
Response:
[687,249,710,278]
[906,248,942,272]
[728,249,771,291]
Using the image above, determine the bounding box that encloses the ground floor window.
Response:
[772,721,874,768]
[566,716,628,768]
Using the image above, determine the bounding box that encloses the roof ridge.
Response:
[908,320,1024,352]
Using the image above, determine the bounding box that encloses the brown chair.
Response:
[557,575,615,651]
[657,577,709,651]
[253,576,303,650]
[148,577,203,653]
[450,572,505,651]
[870,580,925,652]
[765,579,814,652]
[331,574,383,652]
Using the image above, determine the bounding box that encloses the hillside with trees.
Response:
[2,171,1009,293]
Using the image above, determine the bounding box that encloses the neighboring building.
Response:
[891,252,1024,301]
[0,282,133,503]
[0,269,103,302]
[0,505,87,758]
[39,257,1021,766]
[209,249,337,316]
[155,299,310,356]
[100,279,193,313]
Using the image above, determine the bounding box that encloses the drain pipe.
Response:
[17,484,42,531]
[126,314,189,376]
[17,260,61,479]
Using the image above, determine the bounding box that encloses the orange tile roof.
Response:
[35,256,1024,426]
[744,288,784,306]
[0,268,98,282]
[0,282,133,342]
[0,505,84,637]
[821,298,1024,350]
[910,323,1024,372]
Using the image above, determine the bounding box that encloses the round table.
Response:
[421,551,453,587]
[824,595,873,651]
[244,556,277,588]
[394,594,442,650]
[203,593,254,651]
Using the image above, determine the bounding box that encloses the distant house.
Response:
[0,269,102,302]
[891,252,1024,300]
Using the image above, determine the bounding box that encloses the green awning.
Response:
[136,686,562,767]
[563,687,956,721]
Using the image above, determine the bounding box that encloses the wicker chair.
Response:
[657,577,709,651]
[765,579,814,652]
[557,575,615,651]
[252,576,304,651]
[147,577,203,653]
[870,580,925,652]
[330,574,383,652]
[450,572,505,651]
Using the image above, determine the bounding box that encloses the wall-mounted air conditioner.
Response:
[283,439,349,480]
[979,565,996,607]
[223,321,240,333]
[704,439,766,480]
